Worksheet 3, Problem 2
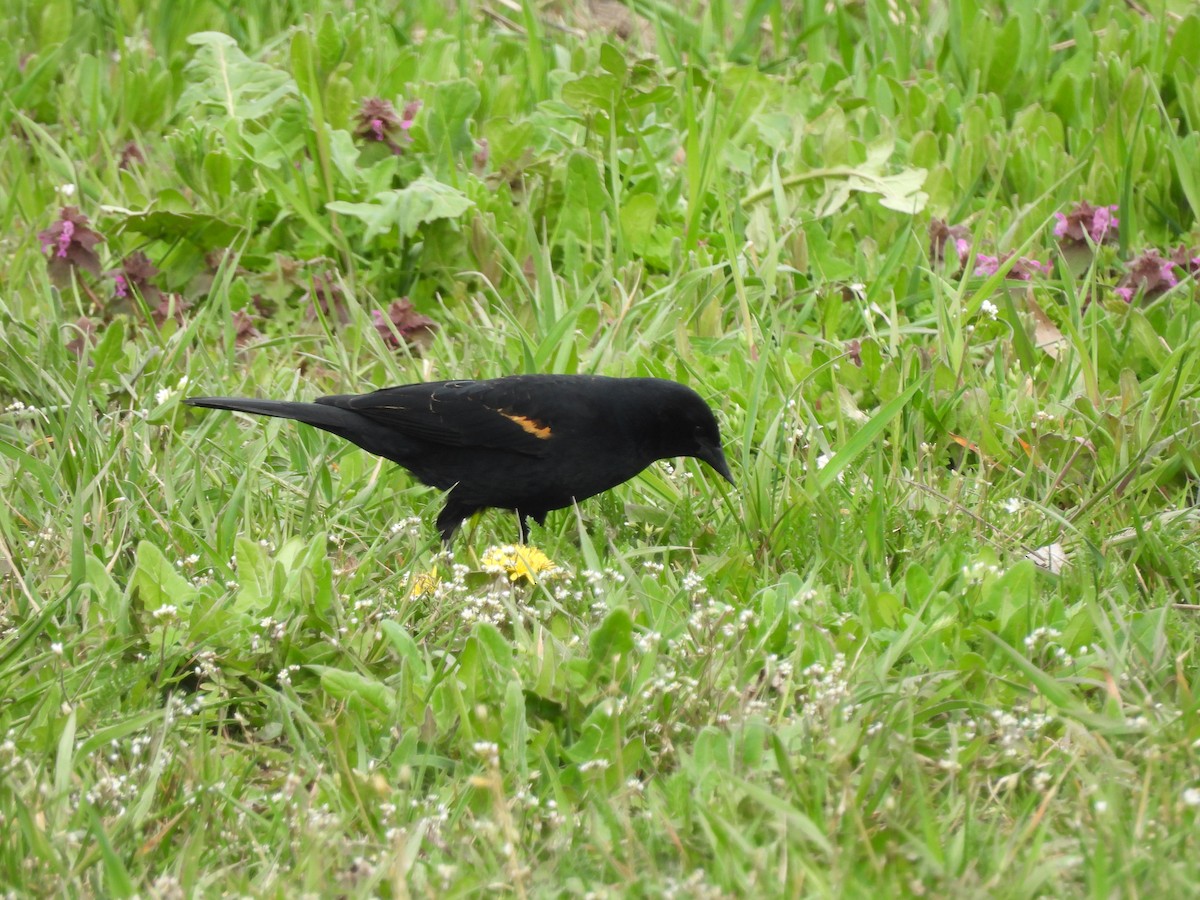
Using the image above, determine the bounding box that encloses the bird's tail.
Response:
[185,397,358,431]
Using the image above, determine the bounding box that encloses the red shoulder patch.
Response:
[499,410,553,439]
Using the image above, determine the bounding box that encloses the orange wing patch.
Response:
[499,410,553,439]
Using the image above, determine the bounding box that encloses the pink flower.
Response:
[307,272,350,324]
[975,254,1000,276]
[975,253,1048,281]
[65,316,98,357]
[401,100,422,129]
[929,218,972,265]
[1169,245,1200,277]
[232,310,261,347]
[372,298,437,353]
[354,97,419,155]
[57,220,75,257]
[37,207,105,279]
[1054,202,1119,246]
[1116,250,1178,303]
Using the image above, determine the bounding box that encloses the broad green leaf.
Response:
[589,607,634,668]
[110,210,244,249]
[313,666,395,714]
[131,541,200,614]
[424,79,481,158]
[182,32,297,122]
[326,176,474,240]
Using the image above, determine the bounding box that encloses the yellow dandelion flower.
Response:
[480,544,559,584]
[409,569,440,597]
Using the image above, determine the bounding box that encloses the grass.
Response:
[2,0,1200,895]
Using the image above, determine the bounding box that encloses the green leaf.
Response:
[619,192,657,253]
[316,12,344,74]
[84,555,129,635]
[313,666,395,713]
[599,42,627,77]
[424,79,481,158]
[182,32,297,122]
[86,807,135,899]
[111,209,244,249]
[328,129,361,183]
[589,607,634,668]
[131,541,200,614]
[561,72,621,115]
[326,175,474,240]
[290,27,314,102]
[380,620,423,672]
[556,151,609,243]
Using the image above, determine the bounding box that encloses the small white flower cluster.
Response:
[389,516,424,538]
[680,570,707,595]
[660,459,694,481]
[961,560,1002,584]
[155,375,190,406]
[192,649,219,680]
[26,526,56,549]
[1029,409,1059,430]
[989,707,1055,758]
[1024,626,1073,667]
[797,653,854,722]
[662,868,725,900]
[472,741,500,765]
[85,773,139,815]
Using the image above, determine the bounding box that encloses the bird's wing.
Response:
[324,379,566,457]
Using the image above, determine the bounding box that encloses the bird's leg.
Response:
[436,503,470,546]
[516,510,547,545]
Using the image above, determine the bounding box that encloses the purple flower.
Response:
[975,254,1000,276]
[401,100,422,129]
[1169,245,1200,277]
[929,218,972,265]
[56,220,75,257]
[307,272,350,324]
[232,310,261,347]
[1116,249,1178,303]
[151,294,191,328]
[354,97,419,155]
[109,252,162,306]
[65,316,98,357]
[1054,202,1119,247]
[975,253,1049,281]
[372,298,437,353]
[37,207,104,277]
[118,141,145,170]
[473,138,490,171]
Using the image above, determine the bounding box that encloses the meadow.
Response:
[2,0,1200,895]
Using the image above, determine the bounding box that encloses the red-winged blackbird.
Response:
[186,375,733,543]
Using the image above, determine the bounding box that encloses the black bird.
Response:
[186,375,734,544]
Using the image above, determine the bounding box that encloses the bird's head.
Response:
[653,383,735,486]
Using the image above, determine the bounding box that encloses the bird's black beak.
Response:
[699,444,735,486]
